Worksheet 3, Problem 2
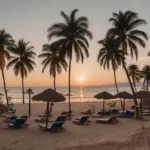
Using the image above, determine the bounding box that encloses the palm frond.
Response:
[60,11,70,24]
[70,9,78,22]
[7,57,19,69]
[130,30,148,40]
[127,19,147,30]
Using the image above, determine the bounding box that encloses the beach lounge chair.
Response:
[6,115,28,123]
[6,115,18,122]
[92,112,102,118]
[73,116,90,125]
[80,109,92,115]
[142,109,150,116]
[39,121,65,132]
[54,115,67,122]
[38,109,52,117]
[35,116,48,122]
[92,109,114,118]
[96,116,119,124]
[119,111,134,118]
[6,104,16,114]
[8,118,28,128]
[61,111,73,116]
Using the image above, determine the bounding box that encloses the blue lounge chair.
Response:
[39,121,65,132]
[8,118,28,128]
[119,111,134,118]
[73,116,90,125]
[96,116,119,124]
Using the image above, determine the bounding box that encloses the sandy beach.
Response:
[0,100,150,150]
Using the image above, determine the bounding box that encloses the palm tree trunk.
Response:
[113,67,123,110]
[21,61,25,104]
[1,67,9,107]
[132,76,137,92]
[46,101,50,129]
[50,75,56,113]
[53,76,56,91]
[28,93,31,118]
[122,43,139,118]
[147,79,149,92]
[68,57,72,120]
[21,76,25,104]
[122,62,140,118]
[122,62,137,104]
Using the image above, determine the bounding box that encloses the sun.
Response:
[79,75,84,82]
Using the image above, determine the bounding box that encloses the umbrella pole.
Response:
[103,99,105,112]
[124,99,125,111]
[140,98,143,119]
[46,101,50,129]
[50,102,53,113]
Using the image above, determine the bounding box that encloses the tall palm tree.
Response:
[128,64,141,92]
[47,9,92,119]
[0,29,14,107]
[109,11,148,113]
[97,35,125,109]
[141,65,150,91]
[7,39,36,104]
[39,44,68,91]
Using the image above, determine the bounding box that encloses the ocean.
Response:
[0,83,143,103]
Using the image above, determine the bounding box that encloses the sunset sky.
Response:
[0,0,150,87]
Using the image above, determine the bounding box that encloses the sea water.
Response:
[0,83,143,103]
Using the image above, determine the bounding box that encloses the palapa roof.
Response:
[94,91,114,99]
[25,88,34,95]
[32,88,66,102]
[136,91,150,99]
[115,91,133,99]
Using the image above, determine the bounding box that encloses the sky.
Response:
[0,0,150,87]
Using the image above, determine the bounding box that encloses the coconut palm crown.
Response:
[109,11,148,59]
[7,39,36,104]
[39,44,68,91]
[128,64,141,91]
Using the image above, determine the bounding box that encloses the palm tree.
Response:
[39,44,68,91]
[128,64,141,92]
[141,65,150,91]
[39,44,67,113]
[97,35,124,109]
[109,11,148,114]
[47,9,92,119]
[0,29,14,107]
[7,39,36,104]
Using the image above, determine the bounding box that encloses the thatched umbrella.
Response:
[25,88,34,118]
[65,93,73,96]
[115,91,133,111]
[94,91,114,111]
[136,91,150,99]
[136,91,150,108]
[32,88,65,128]
[135,91,150,119]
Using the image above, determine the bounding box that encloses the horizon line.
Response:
[0,82,142,88]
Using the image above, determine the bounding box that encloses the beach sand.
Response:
[0,100,150,150]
